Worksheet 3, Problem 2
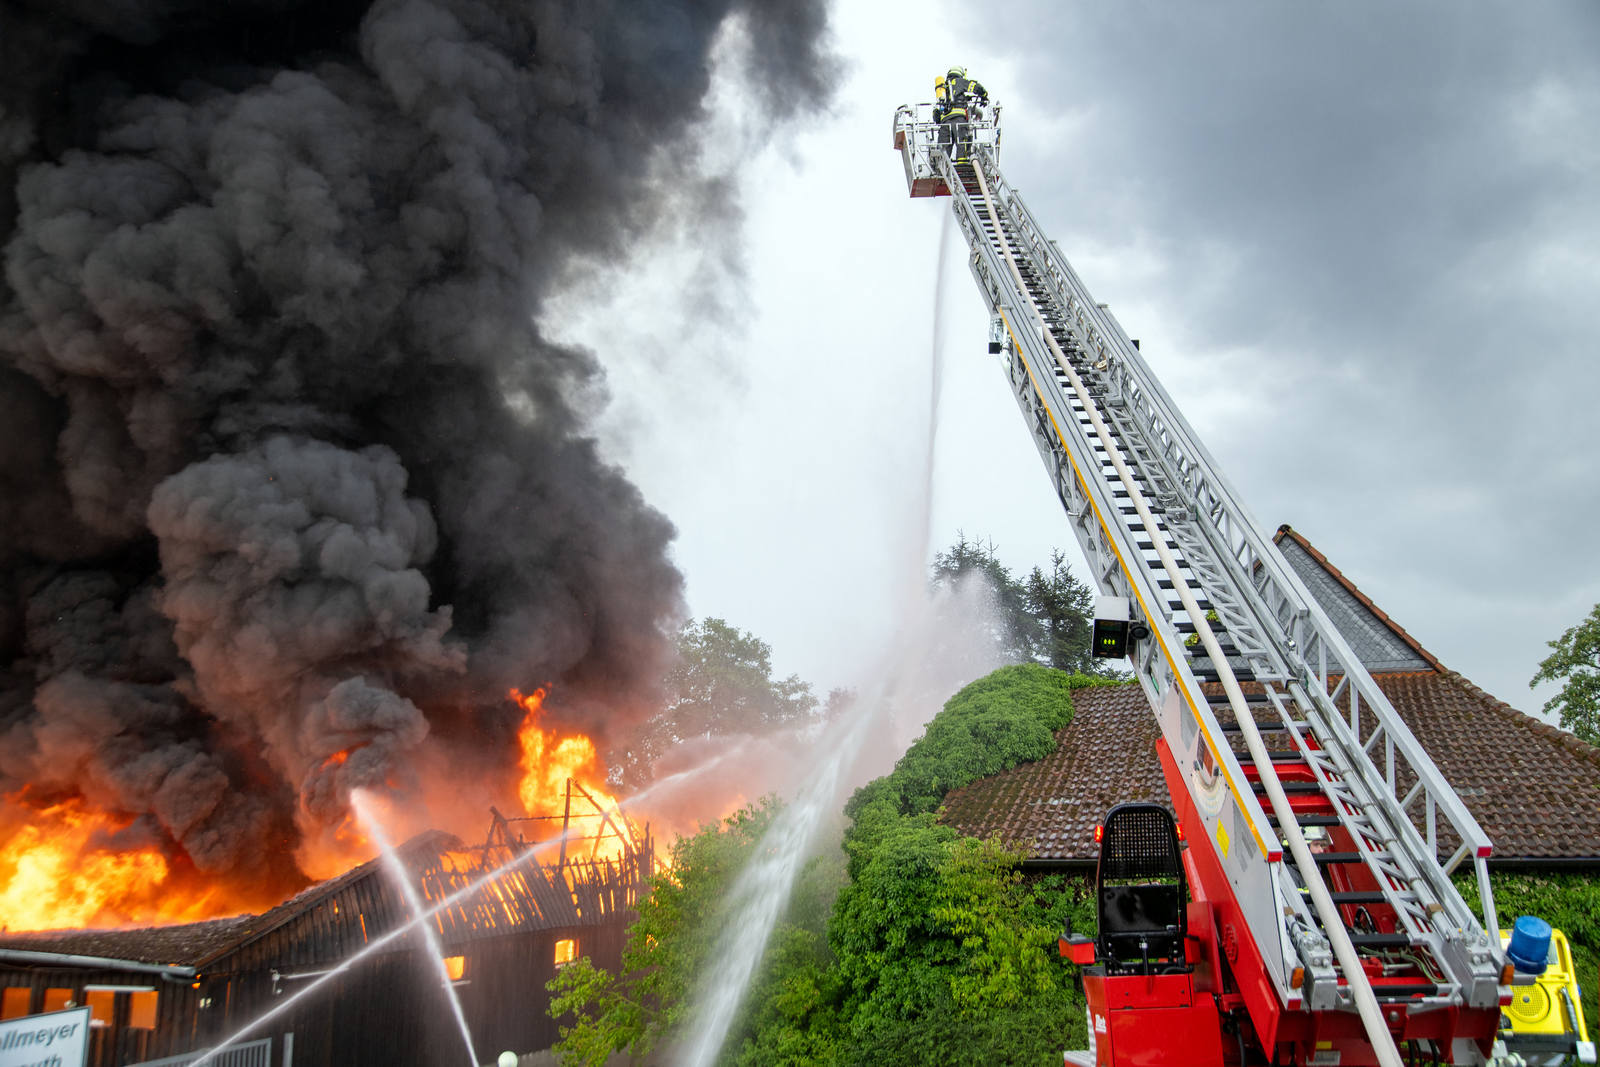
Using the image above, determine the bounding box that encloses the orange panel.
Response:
[1,988,29,1019]
[85,989,114,1028]
[128,990,158,1030]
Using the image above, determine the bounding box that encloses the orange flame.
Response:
[511,688,632,864]
[0,796,243,931]
[0,686,663,934]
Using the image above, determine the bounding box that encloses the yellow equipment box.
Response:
[1498,927,1595,1065]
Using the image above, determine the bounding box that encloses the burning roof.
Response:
[0,818,651,972]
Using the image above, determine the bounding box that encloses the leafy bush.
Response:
[829,829,1083,1065]
[821,664,1102,1062]
[843,664,1105,870]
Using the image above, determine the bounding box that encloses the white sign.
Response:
[0,1006,90,1067]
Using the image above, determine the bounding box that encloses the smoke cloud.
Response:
[0,0,834,899]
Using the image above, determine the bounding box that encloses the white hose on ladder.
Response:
[967,158,1403,1067]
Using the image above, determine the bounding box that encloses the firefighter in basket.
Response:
[934,65,988,163]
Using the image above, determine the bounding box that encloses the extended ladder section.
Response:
[893,105,1505,1061]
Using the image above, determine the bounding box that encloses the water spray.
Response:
[677,220,971,1066]
[679,707,871,1067]
[351,790,478,1067]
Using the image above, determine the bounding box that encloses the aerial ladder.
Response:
[892,98,1555,1066]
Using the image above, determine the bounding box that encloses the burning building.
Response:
[0,797,655,1066]
[0,0,833,975]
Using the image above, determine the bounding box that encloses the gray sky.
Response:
[553,0,1600,717]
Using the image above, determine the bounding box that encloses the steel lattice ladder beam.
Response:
[892,102,1505,1062]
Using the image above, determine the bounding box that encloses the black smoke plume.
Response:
[0,0,833,900]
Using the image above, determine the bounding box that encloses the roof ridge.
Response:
[1274,524,1442,671]
[194,828,462,968]
[1439,667,1600,772]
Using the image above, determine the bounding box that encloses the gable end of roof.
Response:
[1274,524,1441,672]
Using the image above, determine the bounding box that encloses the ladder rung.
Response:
[1271,814,1342,827]
[1216,720,1288,733]
[1311,851,1389,865]
[1329,891,1390,904]
[1207,689,1267,705]
[1192,667,1256,682]
[1346,932,1412,948]
[1250,780,1322,795]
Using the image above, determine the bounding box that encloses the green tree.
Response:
[931,535,1041,663]
[1530,603,1600,746]
[666,618,819,734]
[931,536,1115,677]
[621,618,820,781]
[1024,549,1097,673]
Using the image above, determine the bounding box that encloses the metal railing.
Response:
[125,1037,272,1067]
[890,102,1000,196]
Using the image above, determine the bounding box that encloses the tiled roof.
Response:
[940,672,1600,864]
[942,527,1600,865]
[940,684,1164,863]
[0,914,256,967]
[1377,669,1600,860]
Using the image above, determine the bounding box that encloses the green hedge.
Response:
[825,665,1107,1064]
[843,664,1108,867]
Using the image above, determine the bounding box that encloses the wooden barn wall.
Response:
[174,923,633,1066]
[181,867,638,1067]
[2,852,644,1065]
[457,923,629,1058]
[0,963,200,1067]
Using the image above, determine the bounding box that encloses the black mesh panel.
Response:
[1100,804,1181,882]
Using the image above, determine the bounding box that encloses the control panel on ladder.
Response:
[892,90,1590,1067]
